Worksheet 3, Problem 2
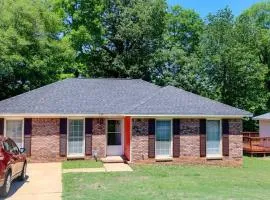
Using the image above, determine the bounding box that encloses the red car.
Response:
[0,137,27,197]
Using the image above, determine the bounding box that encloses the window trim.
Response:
[67,118,85,158]
[4,118,24,149]
[155,119,173,158]
[206,119,222,159]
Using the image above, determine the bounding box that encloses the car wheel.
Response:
[19,162,27,181]
[0,171,11,197]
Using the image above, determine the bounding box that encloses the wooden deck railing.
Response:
[243,136,270,154]
[242,132,259,137]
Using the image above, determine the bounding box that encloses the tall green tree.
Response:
[152,6,205,94]
[200,8,268,112]
[165,6,203,54]
[58,0,167,80]
[237,2,270,111]
[0,0,75,100]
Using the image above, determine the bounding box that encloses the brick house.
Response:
[0,78,251,164]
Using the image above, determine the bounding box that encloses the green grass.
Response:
[63,157,270,200]
[62,160,103,169]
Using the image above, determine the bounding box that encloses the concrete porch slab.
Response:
[101,156,125,163]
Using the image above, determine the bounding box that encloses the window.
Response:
[156,120,172,156]
[6,120,23,149]
[68,119,84,155]
[107,120,121,145]
[206,120,221,156]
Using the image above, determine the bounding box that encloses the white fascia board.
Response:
[0,113,126,118]
[129,114,251,118]
[0,113,251,118]
[253,117,270,120]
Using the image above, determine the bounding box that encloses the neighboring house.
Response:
[0,78,251,164]
[253,113,270,137]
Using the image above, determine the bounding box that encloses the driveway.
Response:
[6,163,62,200]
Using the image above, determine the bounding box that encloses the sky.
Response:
[167,0,265,18]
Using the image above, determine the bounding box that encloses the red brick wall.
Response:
[180,119,200,157]
[130,118,243,164]
[27,117,242,163]
[131,119,149,161]
[92,118,106,158]
[29,117,107,162]
[228,119,243,158]
[30,118,64,162]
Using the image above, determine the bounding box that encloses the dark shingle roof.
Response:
[253,113,270,120]
[0,78,251,116]
[128,86,251,116]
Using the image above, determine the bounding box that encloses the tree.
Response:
[59,0,167,80]
[0,0,76,100]
[151,5,206,94]
[165,6,203,54]
[237,2,270,111]
[200,8,267,113]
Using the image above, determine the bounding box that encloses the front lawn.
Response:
[63,157,270,200]
[62,160,103,169]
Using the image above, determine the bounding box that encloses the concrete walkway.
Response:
[6,163,62,200]
[63,168,106,173]
[62,163,133,173]
[104,163,133,172]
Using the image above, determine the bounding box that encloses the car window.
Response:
[9,139,20,155]
[3,141,12,153]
